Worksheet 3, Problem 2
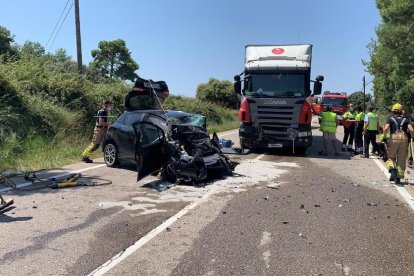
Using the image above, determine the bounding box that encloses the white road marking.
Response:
[372,158,414,211]
[218,130,238,137]
[260,231,272,247]
[260,232,272,269]
[88,186,218,276]
[0,164,106,193]
[89,159,291,275]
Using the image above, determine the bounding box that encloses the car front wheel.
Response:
[104,143,119,167]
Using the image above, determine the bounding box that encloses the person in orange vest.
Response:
[319,106,339,156]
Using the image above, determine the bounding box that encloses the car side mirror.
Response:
[234,75,241,95]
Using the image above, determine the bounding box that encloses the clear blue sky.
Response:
[1,0,381,97]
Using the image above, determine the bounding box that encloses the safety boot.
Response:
[389,169,397,181]
[82,156,93,163]
[395,178,402,185]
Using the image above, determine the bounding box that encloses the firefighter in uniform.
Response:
[354,106,365,155]
[341,106,356,152]
[383,103,414,184]
[363,106,380,158]
[82,100,113,163]
[319,106,339,156]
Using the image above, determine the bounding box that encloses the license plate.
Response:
[268,143,283,148]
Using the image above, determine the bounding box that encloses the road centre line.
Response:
[372,158,414,211]
[0,164,106,193]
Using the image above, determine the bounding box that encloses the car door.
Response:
[133,121,166,181]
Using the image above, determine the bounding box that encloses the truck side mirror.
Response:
[313,81,322,95]
[234,75,241,95]
[316,75,324,82]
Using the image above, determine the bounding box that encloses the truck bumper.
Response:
[239,124,313,149]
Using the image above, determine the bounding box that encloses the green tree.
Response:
[347,91,373,110]
[20,41,45,59]
[196,78,239,109]
[89,39,138,81]
[0,26,18,60]
[366,0,414,114]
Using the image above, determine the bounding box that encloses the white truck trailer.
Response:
[234,44,324,153]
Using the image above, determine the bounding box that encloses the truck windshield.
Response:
[321,98,346,106]
[245,73,306,98]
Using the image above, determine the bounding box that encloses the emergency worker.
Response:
[363,106,379,158]
[341,106,356,152]
[319,106,339,156]
[354,106,365,155]
[81,100,113,163]
[383,103,414,184]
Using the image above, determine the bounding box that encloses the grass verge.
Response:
[1,116,239,173]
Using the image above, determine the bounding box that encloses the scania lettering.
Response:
[234,44,324,153]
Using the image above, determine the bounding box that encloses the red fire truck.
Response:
[311,91,348,117]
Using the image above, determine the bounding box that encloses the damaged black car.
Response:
[103,77,238,184]
[132,112,238,183]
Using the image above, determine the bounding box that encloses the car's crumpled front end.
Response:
[164,123,239,184]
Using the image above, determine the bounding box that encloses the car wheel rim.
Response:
[105,145,116,165]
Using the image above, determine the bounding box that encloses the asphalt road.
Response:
[1,119,414,276]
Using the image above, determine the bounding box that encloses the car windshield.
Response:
[244,73,306,98]
[322,98,346,106]
[166,113,205,127]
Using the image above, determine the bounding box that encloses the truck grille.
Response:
[253,105,299,139]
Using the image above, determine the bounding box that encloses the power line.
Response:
[48,0,74,53]
[45,0,71,51]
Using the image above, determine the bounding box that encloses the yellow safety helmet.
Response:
[391,103,403,112]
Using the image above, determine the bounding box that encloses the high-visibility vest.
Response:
[355,112,365,122]
[343,111,356,119]
[320,111,337,133]
[366,112,378,131]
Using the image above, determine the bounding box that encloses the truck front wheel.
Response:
[240,138,249,149]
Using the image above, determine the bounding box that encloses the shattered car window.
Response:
[166,114,205,127]
[139,124,164,146]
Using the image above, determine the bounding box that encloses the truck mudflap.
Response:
[239,124,312,149]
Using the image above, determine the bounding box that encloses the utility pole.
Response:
[74,0,83,74]
[363,76,366,112]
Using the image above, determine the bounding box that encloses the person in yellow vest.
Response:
[354,106,365,155]
[319,106,339,156]
[375,126,389,161]
[383,103,414,184]
[341,105,356,152]
[362,106,380,158]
